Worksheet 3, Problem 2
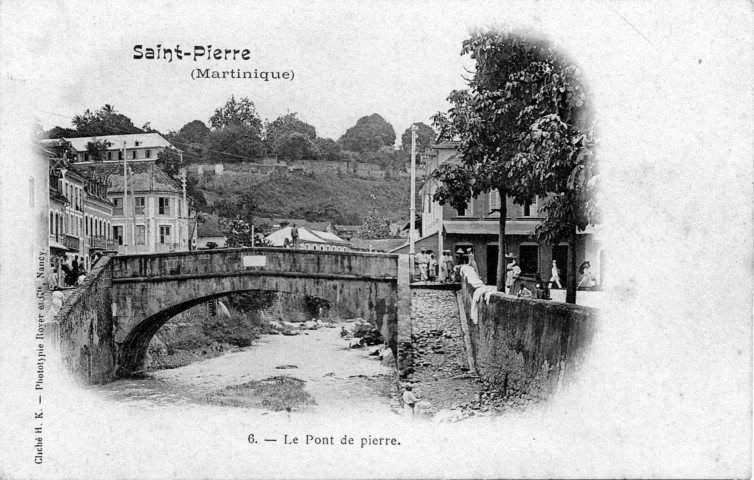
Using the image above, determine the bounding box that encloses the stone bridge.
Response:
[52,248,411,382]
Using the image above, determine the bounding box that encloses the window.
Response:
[118,151,123,160]
[159,225,171,244]
[145,150,151,158]
[488,191,501,216]
[84,153,90,162]
[519,245,539,275]
[49,212,53,233]
[113,197,123,215]
[136,225,146,245]
[113,226,123,246]
[455,197,473,217]
[158,197,171,215]
[107,152,112,161]
[135,197,146,215]
[522,198,538,217]
[132,150,138,160]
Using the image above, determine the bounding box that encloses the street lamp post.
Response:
[409,124,417,281]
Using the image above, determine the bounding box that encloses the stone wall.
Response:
[459,266,597,403]
[48,257,116,384]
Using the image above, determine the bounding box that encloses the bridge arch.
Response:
[110,248,409,376]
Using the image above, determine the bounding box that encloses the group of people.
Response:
[49,255,88,289]
[414,249,457,282]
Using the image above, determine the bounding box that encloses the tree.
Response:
[156,148,183,179]
[213,191,258,227]
[315,137,341,161]
[337,114,396,153]
[265,113,316,155]
[70,105,144,137]
[167,120,210,163]
[274,132,320,160]
[223,218,254,247]
[357,210,393,239]
[400,122,436,153]
[203,124,264,162]
[431,28,597,302]
[85,138,112,162]
[209,95,264,131]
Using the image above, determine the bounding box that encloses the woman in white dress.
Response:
[549,260,563,289]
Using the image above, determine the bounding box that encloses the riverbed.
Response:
[91,323,396,417]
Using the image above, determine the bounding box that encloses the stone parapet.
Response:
[458,266,598,404]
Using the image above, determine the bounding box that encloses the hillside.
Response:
[191,167,419,226]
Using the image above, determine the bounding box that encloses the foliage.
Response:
[203,124,264,162]
[156,148,183,179]
[85,138,112,161]
[44,104,143,138]
[431,28,597,299]
[339,150,362,164]
[400,122,436,152]
[223,218,254,247]
[315,137,341,161]
[167,120,210,163]
[213,191,258,226]
[337,113,396,154]
[265,113,317,157]
[209,95,264,131]
[357,209,393,239]
[205,241,219,249]
[363,145,401,169]
[227,291,277,313]
[274,132,320,160]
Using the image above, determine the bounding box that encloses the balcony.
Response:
[89,236,115,250]
[63,235,80,252]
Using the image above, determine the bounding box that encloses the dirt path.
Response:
[94,324,395,416]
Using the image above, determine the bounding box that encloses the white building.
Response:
[266,226,350,251]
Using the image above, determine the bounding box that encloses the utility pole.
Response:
[181,164,187,252]
[122,141,128,253]
[409,124,417,280]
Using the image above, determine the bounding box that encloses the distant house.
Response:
[60,133,173,163]
[196,214,227,249]
[266,226,351,252]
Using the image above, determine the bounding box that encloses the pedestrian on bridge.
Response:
[290,224,299,248]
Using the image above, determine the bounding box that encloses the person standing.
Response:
[505,254,520,294]
[290,224,299,248]
[428,251,437,282]
[71,256,79,280]
[402,385,419,418]
[441,250,455,282]
[550,260,563,289]
[467,249,478,274]
[416,249,428,281]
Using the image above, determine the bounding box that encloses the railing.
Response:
[89,236,115,250]
[63,235,80,252]
[135,206,145,215]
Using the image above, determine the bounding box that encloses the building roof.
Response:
[73,160,181,195]
[266,226,349,247]
[262,218,332,232]
[63,133,172,152]
[350,238,407,252]
[196,214,226,238]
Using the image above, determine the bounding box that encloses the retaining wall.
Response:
[459,266,597,403]
[48,257,116,384]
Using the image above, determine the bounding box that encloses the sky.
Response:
[22,1,490,142]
